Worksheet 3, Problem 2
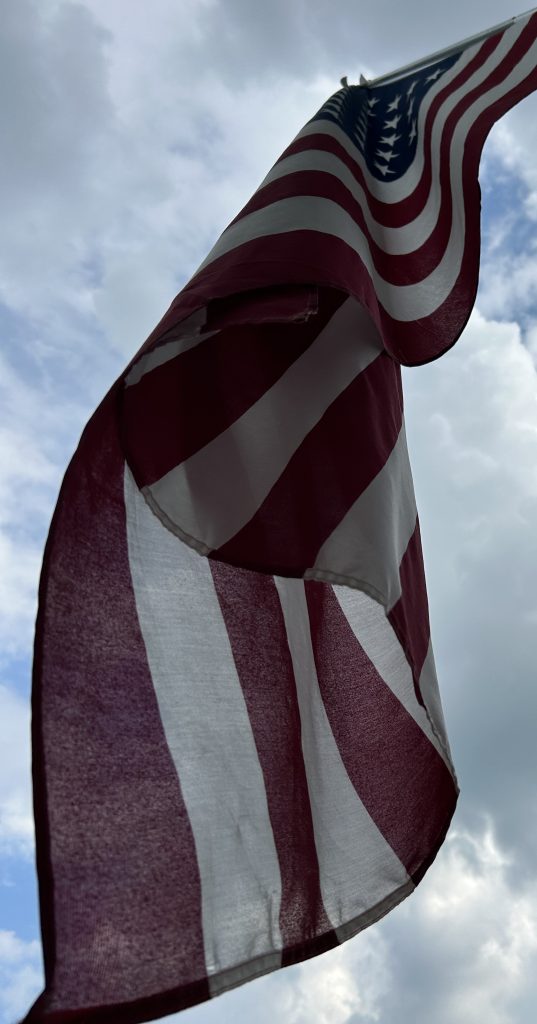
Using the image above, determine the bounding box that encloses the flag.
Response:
[24,10,537,1024]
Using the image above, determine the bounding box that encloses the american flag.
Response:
[25,10,537,1024]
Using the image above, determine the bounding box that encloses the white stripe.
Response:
[333,584,454,773]
[308,425,417,608]
[146,297,383,551]
[274,576,410,935]
[190,29,537,323]
[124,465,283,980]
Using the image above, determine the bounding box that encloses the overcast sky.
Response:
[2,1,537,1022]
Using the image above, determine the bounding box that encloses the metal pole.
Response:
[351,6,537,88]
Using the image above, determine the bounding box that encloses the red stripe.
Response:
[304,582,457,880]
[29,389,208,1016]
[219,166,452,286]
[388,519,431,704]
[209,561,337,961]
[213,351,403,575]
[121,289,345,489]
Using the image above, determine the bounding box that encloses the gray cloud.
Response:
[96,0,537,88]
[0,1,115,309]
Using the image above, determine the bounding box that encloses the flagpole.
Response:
[353,6,537,88]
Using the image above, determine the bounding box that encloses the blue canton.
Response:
[312,53,461,181]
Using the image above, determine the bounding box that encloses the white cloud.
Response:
[486,106,537,212]
[279,931,389,1024]
[476,238,537,323]
[84,0,537,93]
[524,321,537,364]
[0,0,336,361]
[403,307,537,869]
[370,822,537,1024]
[0,348,82,658]
[0,686,34,857]
[0,536,42,663]
[0,931,42,1024]
[0,1,114,316]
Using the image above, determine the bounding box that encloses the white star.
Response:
[407,97,415,118]
[376,148,398,162]
[387,94,402,112]
[374,161,396,176]
[367,96,379,108]
[408,119,417,143]
[380,132,401,146]
[383,114,401,129]
[426,68,444,82]
[407,79,417,97]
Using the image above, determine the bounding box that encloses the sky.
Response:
[1,0,537,1022]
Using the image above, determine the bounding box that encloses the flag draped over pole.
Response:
[24,9,537,1024]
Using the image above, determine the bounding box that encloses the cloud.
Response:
[0,1,115,317]
[486,103,537,216]
[0,0,334,360]
[375,822,537,1024]
[85,0,537,90]
[278,931,389,1024]
[88,65,335,355]
[402,307,537,873]
[0,931,42,1024]
[0,685,33,857]
[0,340,92,658]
